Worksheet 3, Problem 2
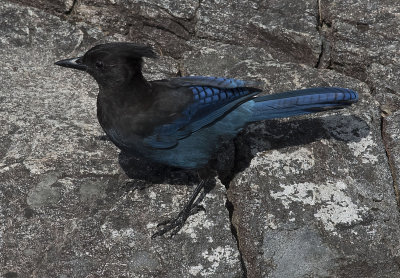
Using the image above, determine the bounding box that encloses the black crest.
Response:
[87,42,158,59]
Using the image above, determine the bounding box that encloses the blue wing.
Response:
[143,76,262,149]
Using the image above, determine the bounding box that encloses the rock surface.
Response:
[1,0,400,277]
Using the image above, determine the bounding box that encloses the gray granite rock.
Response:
[319,0,400,105]
[227,63,400,277]
[2,0,400,277]
[196,0,321,65]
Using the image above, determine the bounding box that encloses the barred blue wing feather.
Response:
[180,86,259,133]
[143,77,262,149]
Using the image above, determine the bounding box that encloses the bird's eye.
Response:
[95,61,104,69]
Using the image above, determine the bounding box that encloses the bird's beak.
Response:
[54,57,87,71]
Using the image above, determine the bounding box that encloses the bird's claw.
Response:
[151,204,205,238]
[152,213,186,238]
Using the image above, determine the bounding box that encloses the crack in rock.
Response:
[381,115,400,207]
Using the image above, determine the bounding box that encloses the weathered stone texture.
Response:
[1,0,400,277]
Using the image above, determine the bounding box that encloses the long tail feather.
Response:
[249,87,358,122]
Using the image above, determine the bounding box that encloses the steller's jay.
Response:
[55,42,358,237]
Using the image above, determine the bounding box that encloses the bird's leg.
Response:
[152,178,212,238]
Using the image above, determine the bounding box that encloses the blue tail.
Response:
[249,87,358,122]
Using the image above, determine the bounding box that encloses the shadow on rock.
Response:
[233,114,370,174]
[118,153,200,187]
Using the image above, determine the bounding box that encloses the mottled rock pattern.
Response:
[319,0,400,109]
[1,0,400,277]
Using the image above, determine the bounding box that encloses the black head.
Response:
[55,42,157,87]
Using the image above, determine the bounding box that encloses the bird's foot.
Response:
[124,180,148,191]
[151,178,213,238]
[152,204,205,238]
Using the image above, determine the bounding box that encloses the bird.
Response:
[55,42,358,237]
